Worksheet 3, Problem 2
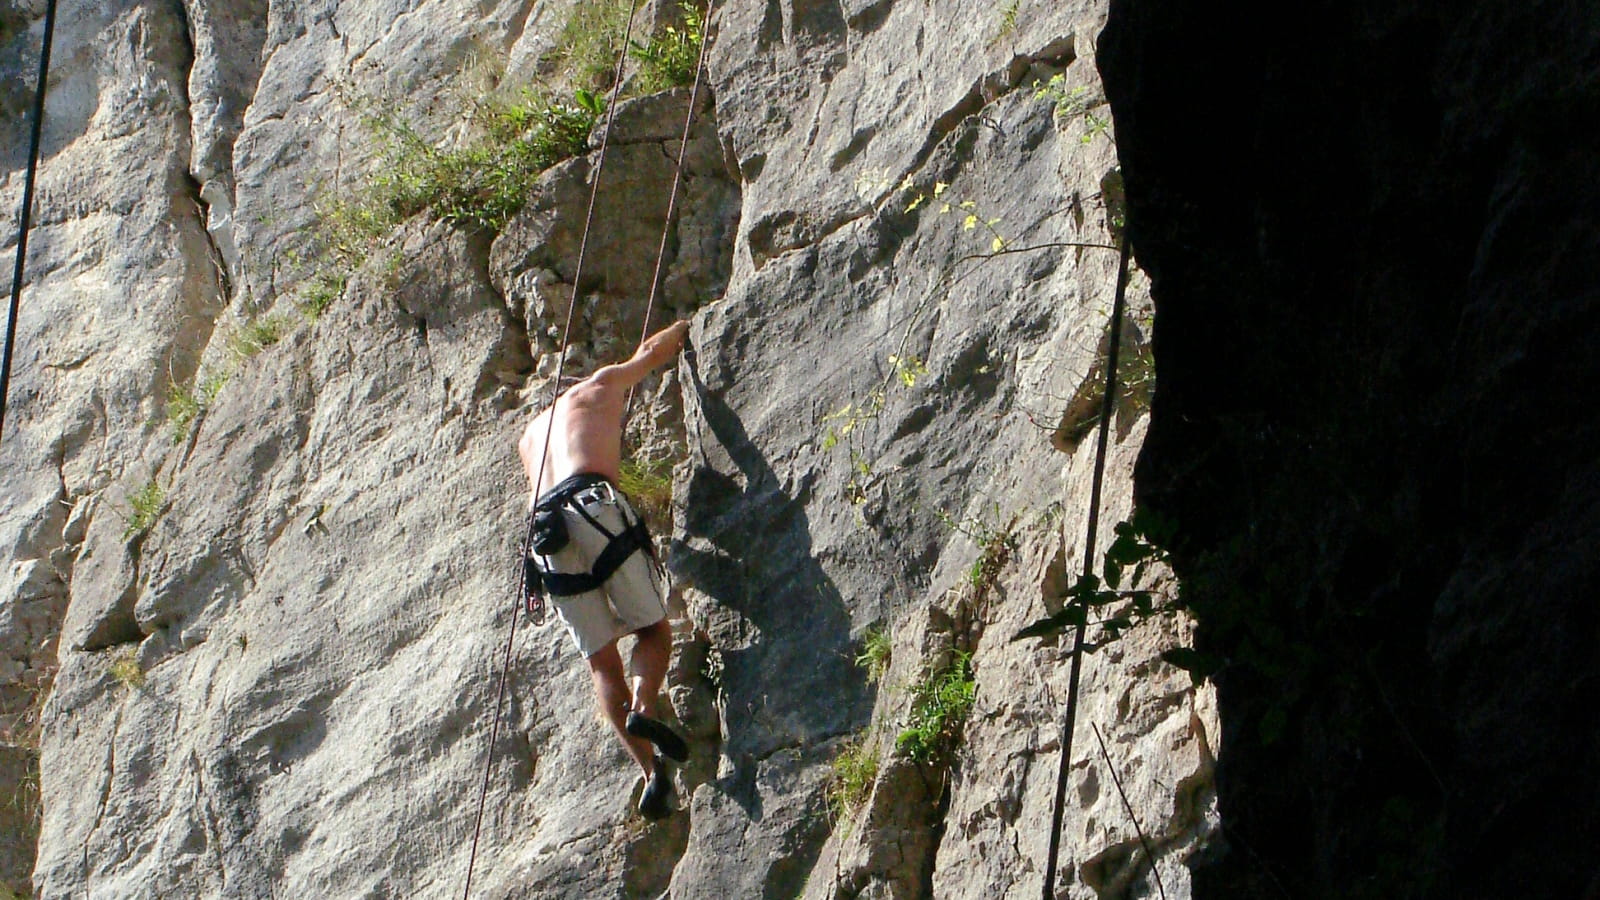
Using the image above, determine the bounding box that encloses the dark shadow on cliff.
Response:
[672,345,871,821]
[1100,0,1600,897]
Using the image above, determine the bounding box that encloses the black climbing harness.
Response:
[520,473,658,611]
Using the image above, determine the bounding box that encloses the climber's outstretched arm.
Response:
[586,320,690,396]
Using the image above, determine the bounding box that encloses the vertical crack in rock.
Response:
[81,707,123,879]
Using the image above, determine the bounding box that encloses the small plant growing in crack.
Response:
[109,649,146,691]
[895,650,976,766]
[827,733,881,826]
[985,0,1021,49]
[165,370,228,444]
[855,627,892,683]
[1034,75,1115,145]
[121,479,164,541]
[935,506,1019,597]
[226,314,291,361]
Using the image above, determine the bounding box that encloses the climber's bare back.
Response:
[520,382,628,495]
[519,320,690,500]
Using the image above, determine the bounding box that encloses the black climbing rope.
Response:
[627,0,717,408]
[1042,232,1134,899]
[0,0,58,449]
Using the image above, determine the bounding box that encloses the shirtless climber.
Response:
[517,319,691,820]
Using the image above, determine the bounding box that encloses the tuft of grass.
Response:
[827,735,880,823]
[895,650,976,765]
[166,381,203,443]
[122,480,164,541]
[618,455,675,525]
[545,0,633,91]
[226,314,291,360]
[855,627,892,683]
[109,649,145,690]
[293,76,606,324]
[298,269,348,321]
[165,370,229,444]
[629,2,704,93]
[358,88,601,233]
[318,195,399,266]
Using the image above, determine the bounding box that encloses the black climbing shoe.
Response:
[626,711,689,763]
[638,756,675,821]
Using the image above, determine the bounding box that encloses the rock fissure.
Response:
[80,706,123,879]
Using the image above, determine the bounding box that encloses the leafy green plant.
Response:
[359,88,600,233]
[934,506,1019,594]
[855,627,892,683]
[969,527,1018,593]
[1012,509,1213,678]
[293,80,604,322]
[629,2,704,93]
[902,180,1009,252]
[896,650,976,765]
[1034,75,1114,145]
[109,649,145,690]
[121,480,164,541]
[827,734,881,823]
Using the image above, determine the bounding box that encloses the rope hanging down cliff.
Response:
[0,0,58,448]
[463,0,717,894]
[1041,233,1135,899]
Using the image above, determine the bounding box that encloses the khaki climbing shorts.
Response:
[542,483,667,657]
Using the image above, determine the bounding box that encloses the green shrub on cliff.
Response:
[827,734,880,822]
[630,2,705,93]
[121,480,164,541]
[546,0,633,90]
[855,627,891,683]
[618,454,674,525]
[361,88,602,233]
[896,650,976,765]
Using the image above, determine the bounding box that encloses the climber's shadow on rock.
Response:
[672,344,868,816]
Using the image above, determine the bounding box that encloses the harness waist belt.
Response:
[531,472,654,597]
[536,472,611,508]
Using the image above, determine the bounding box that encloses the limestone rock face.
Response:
[4,1,1212,898]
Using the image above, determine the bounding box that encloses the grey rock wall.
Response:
[3,1,1211,897]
